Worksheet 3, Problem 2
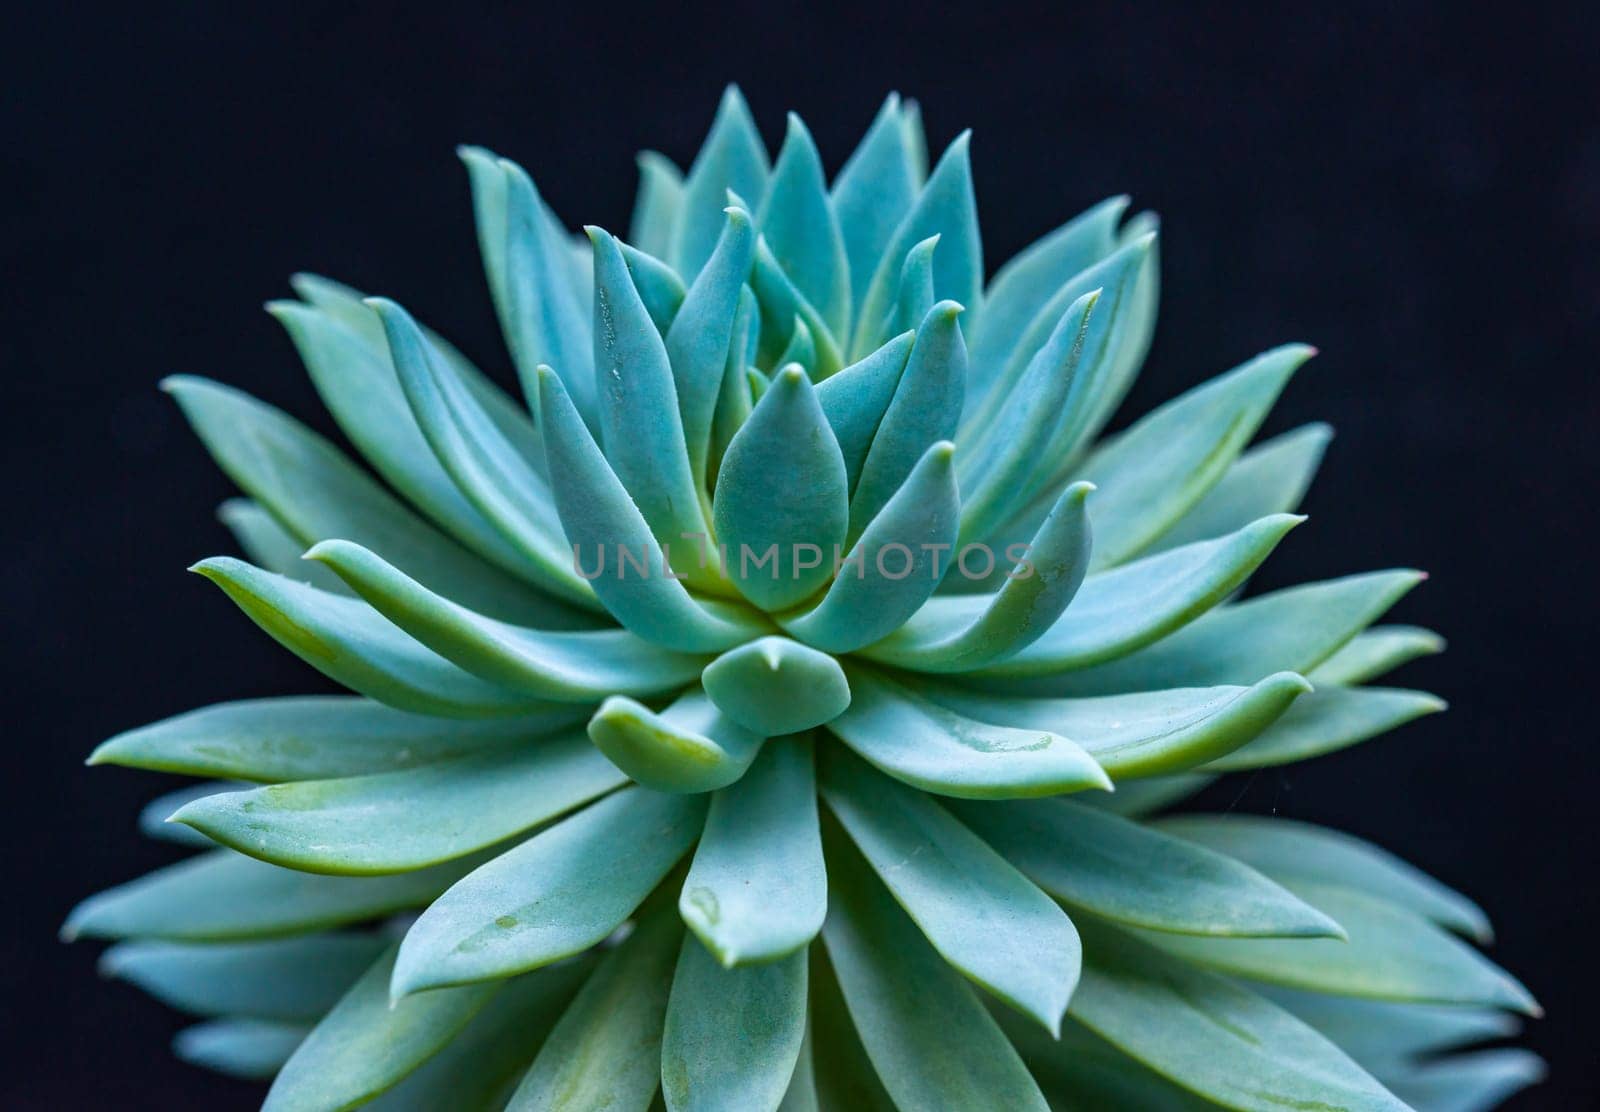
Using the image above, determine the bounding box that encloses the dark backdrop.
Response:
[3,4,1595,1107]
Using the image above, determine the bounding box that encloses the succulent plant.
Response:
[66,87,1542,1111]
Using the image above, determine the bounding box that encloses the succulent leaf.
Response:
[701,637,851,735]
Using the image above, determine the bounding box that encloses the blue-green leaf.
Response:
[821,748,1080,1033]
[966,195,1128,398]
[367,297,601,610]
[1023,569,1424,695]
[174,1019,307,1080]
[1069,920,1408,1112]
[619,241,688,333]
[588,230,711,551]
[928,672,1312,778]
[1262,987,1521,1074]
[217,499,349,594]
[506,904,682,1111]
[814,332,911,493]
[828,666,1111,798]
[666,207,757,487]
[820,823,1050,1111]
[713,366,848,610]
[536,367,762,652]
[89,696,580,782]
[957,290,1102,544]
[631,151,685,261]
[881,234,938,338]
[661,937,808,1112]
[1075,343,1311,569]
[269,300,540,582]
[1149,422,1332,553]
[863,481,1094,672]
[831,95,918,310]
[1384,1050,1545,1112]
[1139,880,1538,1014]
[1153,815,1492,941]
[951,798,1342,938]
[172,732,626,875]
[138,781,232,847]
[680,738,826,966]
[672,86,769,278]
[701,637,850,735]
[782,441,960,653]
[982,514,1303,677]
[759,114,850,340]
[393,789,706,995]
[749,238,845,378]
[587,690,764,794]
[264,945,499,1112]
[498,157,594,423]
[1204,684,1445,769]
[101,934,385,1021]
[847,302,965,539]
[1310,625,1445,685]
[851,135,981,357]
[63,849,479,942]
[192,558,554,719]
[164,376,567,625]
[369,959,593,1110]
[309,539,704,701]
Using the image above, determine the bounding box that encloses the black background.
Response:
[3,4,1595,1107]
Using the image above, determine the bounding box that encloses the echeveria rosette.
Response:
[66,87,1543,1111]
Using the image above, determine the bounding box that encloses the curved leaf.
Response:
[264,946,498,1112]
[929,672,1311,779]
[680,738,826,966]
[880,234,938,338]
[1018,569,1425,695]
[1140,880,1538,1014]
[758,113,850,339]
[713,367,849,610]
[1263,987,1521,1074]
[217,499,348,593]
[619,241,687,334]
[827,666,1111,799]
[966,195,1128,398]
[174,1019,307,1081]
[701,637,851,735]
[309,539,705,701]
[1074,344,1311,569]
[536,367,761,651]
[192,558,554,719]
[983,514,1302,676]
[100,934,385,1020]
[819,822,1050,1111]
[847,301,965,539]
[506,905,681,1111]
[1310,625,1445,685]
[672,85,768,278]
[783,441,959,653]
[393,788,706,995]
[862,481,1094,672]
[1149,422,1332,553]
[820,747,1080,1033]
[661,937,808,1112]
[851,134,981,357]
[367,297,601,608]
[89,696,577,782]
[1385,1049,1546,1112]
[1069,920,1408,1112]
[1153,814,1492,941]
[951,798,1342,938]
[138,781,232,847]
[63,850,478,943]
[831,94,918,309]
[631,151,685,261]
[813,332,911,493]
[587,691,764,794]
[1204,684,1445,769]
[172,731,626,875]
[163,376,568,626]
